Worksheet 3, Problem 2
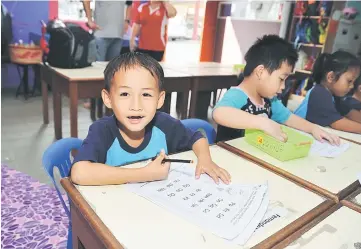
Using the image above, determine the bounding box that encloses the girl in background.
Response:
[336,75,361,123]
[295,51,361,134]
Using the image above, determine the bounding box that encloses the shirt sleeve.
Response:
[154,112,204,154]
[337,97,361,115]
[214,88,248,110]
[270,98,292,124]
[306,86,343,126]
[73,121,111,165]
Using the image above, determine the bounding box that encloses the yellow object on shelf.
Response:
[245,126,314,161]
[233,64,245,74]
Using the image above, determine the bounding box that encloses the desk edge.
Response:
[60,177,124,249]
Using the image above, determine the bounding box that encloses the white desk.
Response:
[284,206,361,249]
[323,127,361,145]
[223,137,361,201]
[75,145,327,249]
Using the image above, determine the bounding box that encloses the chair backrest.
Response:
[181,119,216,144]
[42,138,83,218]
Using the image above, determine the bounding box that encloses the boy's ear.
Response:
[102,89,112,109]
[326,71,336,83]
[157,90,166,109]
[254,65,265,80]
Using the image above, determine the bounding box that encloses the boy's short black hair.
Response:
[103,52,165,91]
[243,35,298,77]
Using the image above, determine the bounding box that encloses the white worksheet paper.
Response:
[126,163,269,245]
[310,140,350,158]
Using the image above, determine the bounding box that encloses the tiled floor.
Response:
[1,89,217,185]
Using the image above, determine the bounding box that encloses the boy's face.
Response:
[102,67,165,133]
[256,62,293,99]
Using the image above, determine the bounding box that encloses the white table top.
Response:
[172,66,238,77]
[160,62,234,69]
[285,207,361,249]
[225,137,361,195]
[323,127,361,144]
[47,61,239,81]
[76,145,325,249]
[48,62,191,81]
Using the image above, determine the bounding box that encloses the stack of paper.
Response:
[126,163,269,245]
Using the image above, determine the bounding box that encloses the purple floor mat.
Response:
[1,165,69,249]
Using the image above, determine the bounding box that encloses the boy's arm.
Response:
[213,107,288,141]
[285,114,341,144]
[71,151,170,186]
[213,107,267,130]
[71,161,148,185]
[191,138,231,184]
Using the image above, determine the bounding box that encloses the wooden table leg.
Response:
[176,92,184,117]
[189,78,199,118]
[90,98,96,122]
[180,90,190,119]
[196,91,212,120]
[41,68,49,124]
[70,83,79,138]
[53,85,62,140]
[161,93,172,114]
[97,98,104,119]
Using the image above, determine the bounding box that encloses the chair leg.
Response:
[67,222,73,249]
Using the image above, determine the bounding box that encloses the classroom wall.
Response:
[1,1,50,89]
[214,19,281,63]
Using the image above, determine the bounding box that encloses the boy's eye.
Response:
[143,93,153,97]
[120,92,129,97]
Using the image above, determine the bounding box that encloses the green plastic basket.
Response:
[244,126,314,161]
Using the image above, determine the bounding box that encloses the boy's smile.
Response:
[102,66,165,136]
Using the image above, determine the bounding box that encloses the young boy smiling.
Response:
[71,52,231,185]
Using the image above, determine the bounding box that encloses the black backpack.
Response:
[46,20,96,68]
[1,3,13,62]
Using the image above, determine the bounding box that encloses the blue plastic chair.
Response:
[42,138,83,249]
[181,119,216,144]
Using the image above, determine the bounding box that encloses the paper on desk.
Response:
[126,163,269,245]
[310,140,350,158]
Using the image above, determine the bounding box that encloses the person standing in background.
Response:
[83,0,132,61]
[130,0,177,62]
[82,0,132,113]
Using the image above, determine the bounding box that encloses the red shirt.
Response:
[135,3,168,51]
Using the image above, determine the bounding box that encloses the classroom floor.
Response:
[1,89,217,185]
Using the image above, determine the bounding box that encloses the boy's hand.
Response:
[195,158,231,185]
[311,126,340,146]
[144,150,170,181]
[261,118,288,142]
